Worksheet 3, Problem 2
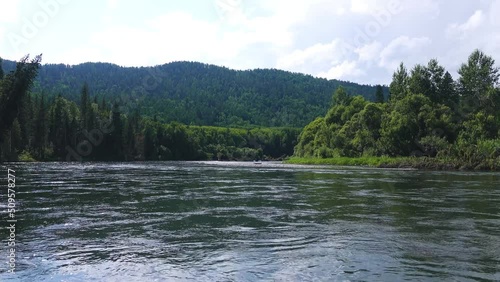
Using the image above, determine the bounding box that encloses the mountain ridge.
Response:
[1,58,388,127]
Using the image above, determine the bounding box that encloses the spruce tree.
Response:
[80,82,90,130]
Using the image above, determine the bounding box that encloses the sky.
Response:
[0,0,499,85]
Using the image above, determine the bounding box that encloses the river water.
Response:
[0,161,499,281]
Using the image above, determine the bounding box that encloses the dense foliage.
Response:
[294,50,500,170]
[0,57,300,162]
[2,60,386,128]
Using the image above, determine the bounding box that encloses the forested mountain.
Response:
[2,59,385,127]
[0,56,301,162]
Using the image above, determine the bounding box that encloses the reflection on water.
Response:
[0,161,499,281]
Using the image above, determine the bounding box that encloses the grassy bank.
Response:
[285,156,408,167]
[285,156,500,171]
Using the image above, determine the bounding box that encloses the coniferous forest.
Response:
[0,59,382,128]
[0,50,499,169]
[0,55,302,162]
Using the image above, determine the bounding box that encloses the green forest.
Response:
[292,50,500,170]
[1,50,499,170]
[0,56,300,162]
[1,59,384,128]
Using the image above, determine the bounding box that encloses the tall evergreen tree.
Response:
[426,59,446,104]
[389,63,409,101]
[440,71,458,109]
[0,54,42,160]
[34,94,47,159]
[143,122,158,160]
[17,93,34,150]
[80,82,90,130]
[0,55,42,137]
[458,49,500,115]
[11,119,22,157]
[110,102,123,160]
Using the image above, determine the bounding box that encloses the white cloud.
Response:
[379,36,432,71]
[0,0,20,23]
[107,0,119,10]
[491,1,500,26]
[57,47,105,65]
[6,0,500,86]
[447,10,484,39]
[400,0,440,18]
[350,0,379,15]
[318,60,364,80]
[355,41,382,62]
[74,1,315,68]
[0,26,4,43]
[276,39,345,69]
[86,12,222,66]
[336,7,347,15]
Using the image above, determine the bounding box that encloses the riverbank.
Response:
[9,154,500,171]
[285,157,500,171]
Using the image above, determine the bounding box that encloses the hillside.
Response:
[2,59,386,127]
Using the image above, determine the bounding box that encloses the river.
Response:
[1,161,499,281]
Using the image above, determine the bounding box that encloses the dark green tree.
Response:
[80,82,90,130]
[458,49,500,115]
[375,85,384,103]
[389,63,409,101]
[0,55,42,160]
[33,94,47,159]
[144,123,157,160]
[408,64,432,98]
[440,71,458,107]
[110,102,123,160]
[426,59,445,103]
[332,86,351,106]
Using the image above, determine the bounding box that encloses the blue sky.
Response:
[1,0,499,85]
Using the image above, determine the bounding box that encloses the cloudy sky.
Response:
[0,0,499,85]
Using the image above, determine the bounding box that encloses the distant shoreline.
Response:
[284,157,500,172]
[5,157,499,172]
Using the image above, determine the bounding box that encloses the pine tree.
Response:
[102,102,124,160]
[440,71,458,109]
[17,93,34,150]
[144,123,157,160]
[80,82,90,130]
[34,94,47,159]
[389,63,409,101]
[11,119,22,158]
[0,55,42,138]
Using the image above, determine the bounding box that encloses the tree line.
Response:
[0,57,300,162]
[1,59,386,128]
[294,49,500,170]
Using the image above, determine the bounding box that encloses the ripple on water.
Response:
[2,162,500,281]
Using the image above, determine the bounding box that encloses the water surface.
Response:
[1,161,499,281]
